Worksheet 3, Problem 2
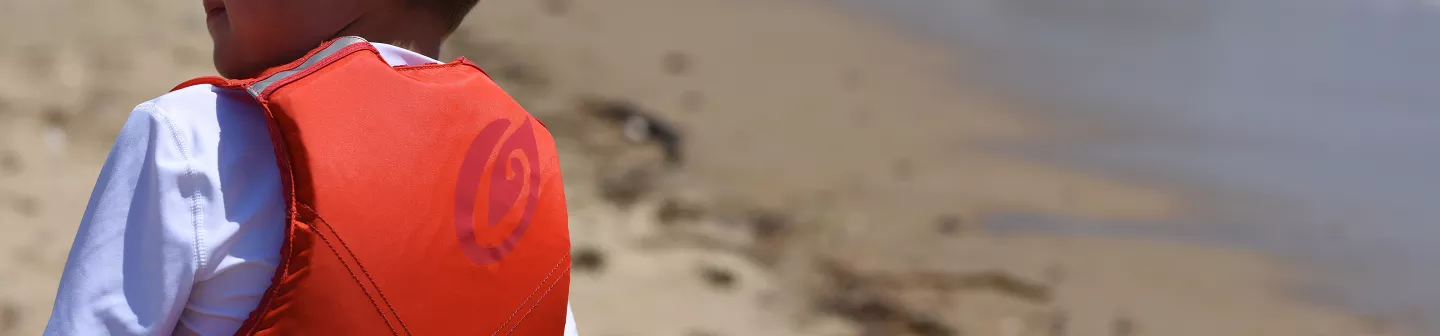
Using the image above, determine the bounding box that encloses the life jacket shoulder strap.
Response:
[170,36,376,98]
[244,36,374,101]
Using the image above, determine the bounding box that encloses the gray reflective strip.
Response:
[246,36,369,98]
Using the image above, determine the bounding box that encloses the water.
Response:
[846,0,1440,328]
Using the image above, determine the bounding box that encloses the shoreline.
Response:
[838,0,1440,329]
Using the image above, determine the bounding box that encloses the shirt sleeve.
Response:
[565,303,579,336]
[44,101,203,336]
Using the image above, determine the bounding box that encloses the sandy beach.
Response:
[0,0,1409,335]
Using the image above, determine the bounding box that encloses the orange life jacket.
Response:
[172,36,572,336]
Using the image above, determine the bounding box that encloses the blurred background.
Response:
[0,0,1435,334]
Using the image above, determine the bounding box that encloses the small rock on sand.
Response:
[890,159,914,182]
[680,90,704,113]
[599,167,657,207]
[542,0,570,16]
[700,265,737,290]
[657,197,706,225]
[934,214,967,236]
[573,247,607,274]
[0,301,20,334]
[0,151,21,175]
[1112,317,1136,336]
[663,51,691,76]
[11,196,39,218]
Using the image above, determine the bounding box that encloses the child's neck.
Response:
[335,16,447,60]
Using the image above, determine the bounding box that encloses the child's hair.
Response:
[412,0,482,32]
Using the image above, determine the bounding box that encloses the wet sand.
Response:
[0,0,1409,334]
[854,0,1440,328]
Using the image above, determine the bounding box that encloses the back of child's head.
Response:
[409,0,481,32]
[205,0,479,79]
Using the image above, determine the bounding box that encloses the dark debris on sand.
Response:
[580,98,685,167]
[573,246,608,274]
[812,258,961,336]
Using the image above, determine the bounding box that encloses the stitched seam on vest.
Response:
[303,204,414,335]
[239,214,294,336]
[505,266,571,336]
[234,200,291,335]
[492,253,570,336]
[237,100,300,336]
[393,62,465,72]
[306,211,402,336]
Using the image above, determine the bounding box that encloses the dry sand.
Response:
[0,0,1407,335]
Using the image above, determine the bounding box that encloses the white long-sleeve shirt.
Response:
[44,43,578,336]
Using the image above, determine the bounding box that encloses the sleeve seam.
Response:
[142,101,209,275]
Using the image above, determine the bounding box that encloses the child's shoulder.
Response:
[146,84,261,119]
[119,83,271,164]
[134,83,267,139]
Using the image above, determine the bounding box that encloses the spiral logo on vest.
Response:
[454,118,541,265]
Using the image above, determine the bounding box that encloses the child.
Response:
[45,0,578,335]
